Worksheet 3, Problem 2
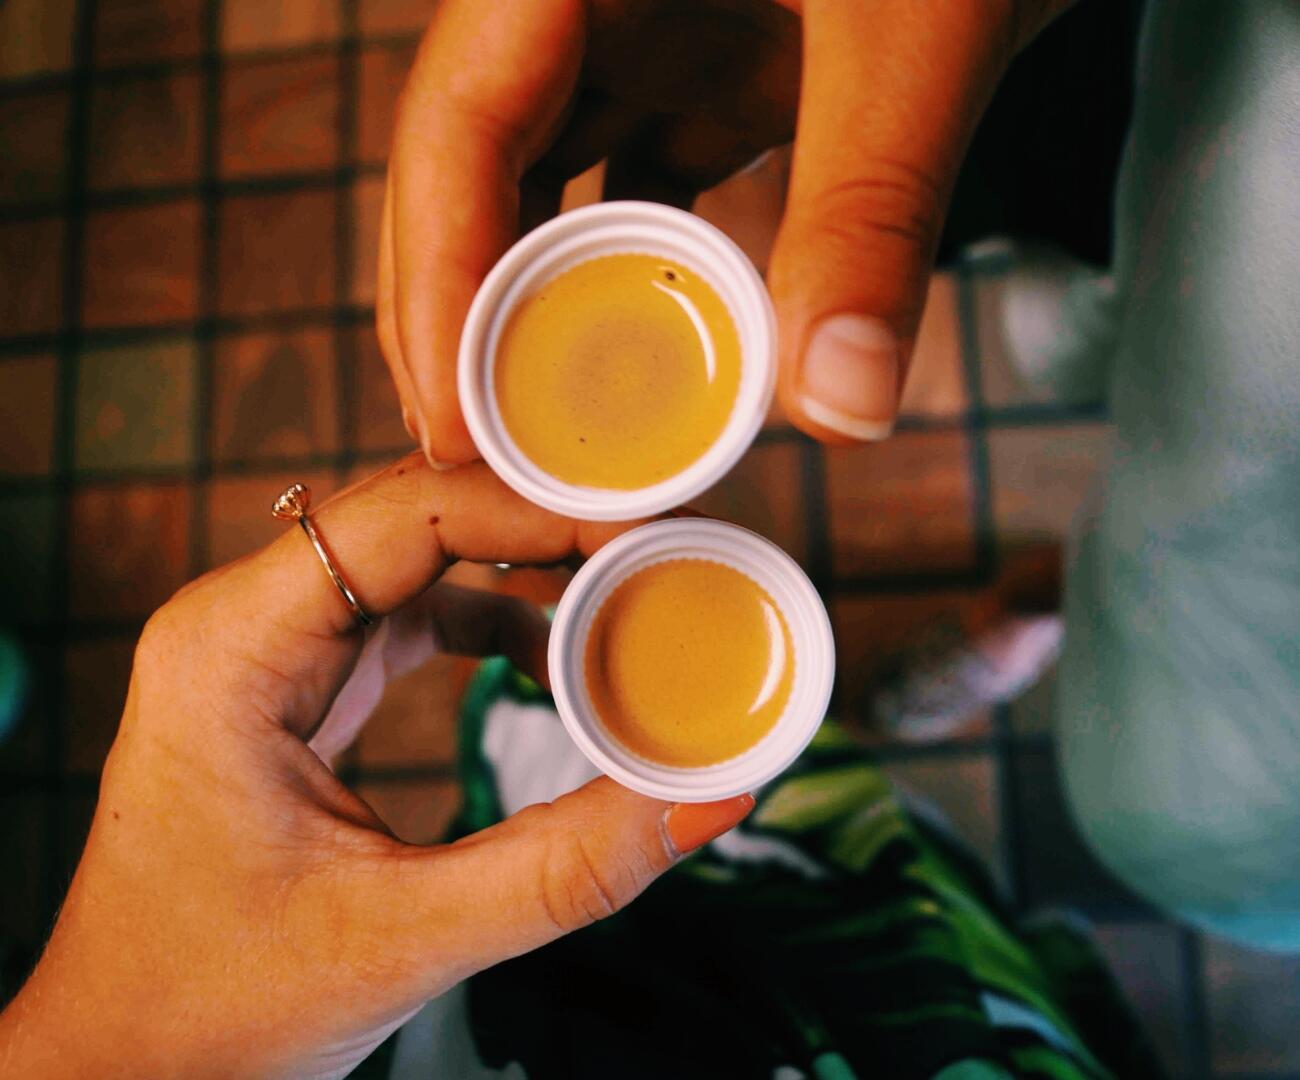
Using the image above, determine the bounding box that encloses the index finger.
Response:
[385,0,585,464]
[239,454,647,646]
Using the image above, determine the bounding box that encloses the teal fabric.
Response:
[0,632,27,746]
[1033,0,1300,950]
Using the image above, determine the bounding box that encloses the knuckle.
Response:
[539,834,618,933]
[135,599,187,677]
[803,167,943,258]
[532,814,648,935]
[133,570,234,688]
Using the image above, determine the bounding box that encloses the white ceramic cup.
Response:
[458,201,776,521]
[549,519,835,802]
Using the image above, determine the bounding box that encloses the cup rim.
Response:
[549,519,836,802]
[458,201,776,521]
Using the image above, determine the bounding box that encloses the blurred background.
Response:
[0,0,1297,1076]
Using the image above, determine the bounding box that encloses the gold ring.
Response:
[271,483,373,627]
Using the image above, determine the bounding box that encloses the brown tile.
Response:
[204,469,336,569]
[88,73,202,192]
[356,653,468,768]
[0,0,76,80]
[221,0,339,53]
[898,273,966,419]
[217,190,336,316]
[0,492,57,623]
[1093,923,1191,1078]
[358,0,438,38]
[885,752,1003,884]
[212,327,338,463]
[0,217,64,337]
[831,591,1000,732]
[825,429,976,579]
[63,635,137,773]
[68,482,191,620]
[342,460,381,491]
[987,424,1111,548]
[0,90,69,205]
[356,779,461,845]
[0,354,57,476]
[74,338,197,471]
[352,325,412,454]
[94,0,204,67]
[350,173,384,305]
[694,145,790,274]
[220,55,340,179]
[1207,936,1300,1073]
[358,43,415,166]
[691,441,808,565]
[0,795,48,947]
[82,201,200,329]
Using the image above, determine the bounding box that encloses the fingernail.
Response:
[414,433,458,471]
[401,404,419,442]
[799,314,899,441]
[664,794,755,857]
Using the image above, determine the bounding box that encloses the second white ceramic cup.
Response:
[549,519,836,803]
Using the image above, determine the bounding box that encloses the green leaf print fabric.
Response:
[452,659,1161,1080]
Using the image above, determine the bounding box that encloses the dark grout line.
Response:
[799,440,834,597]
[0,303,380,359]
[43,0,99,923]
[955,259,998,577]
[0,162,388,223]
[955,263,1031,910]
[333,0,361,482]
[0,31,421,97]
[187,0,224,580]
[0,446,405,496]
[955,257,1028,924]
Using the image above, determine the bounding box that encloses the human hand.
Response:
[379,0,1069,460]
[0,456,753,1080]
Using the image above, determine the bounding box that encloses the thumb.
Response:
[770,0,1066,442]
[387,778,753,986]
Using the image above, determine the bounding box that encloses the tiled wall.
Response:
[1,2,1298,1076]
